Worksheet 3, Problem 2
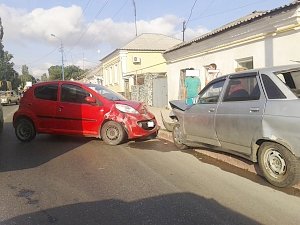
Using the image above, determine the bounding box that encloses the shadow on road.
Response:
[1,192,259,225]
[127,138,180,152]
[128,138,300,197]
[0,122,92,172]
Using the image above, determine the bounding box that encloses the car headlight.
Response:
[115,104,139,114]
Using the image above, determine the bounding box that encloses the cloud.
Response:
[0,4,208,48]
[0,4,83,44]
[0,4,209,76]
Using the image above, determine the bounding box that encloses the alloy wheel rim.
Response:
[263,148,287,178]
[19,125,31,139]
[106,125,119,140]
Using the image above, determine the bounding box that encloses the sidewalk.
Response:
[148,106,300,190]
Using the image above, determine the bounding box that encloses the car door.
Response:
[215,73,266,155]
[32,84,59,130]
[183,79,226,146]
[56,83,105,135]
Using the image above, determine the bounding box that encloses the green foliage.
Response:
[48,65,62,80]
[0,17,20,90]
[48,65,86,81]
[41,73,48,82]
[22,65,29,76]
[16,64,36,89]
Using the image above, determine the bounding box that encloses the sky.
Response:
[0,0,294,78]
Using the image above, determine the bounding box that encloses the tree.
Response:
[0,17,20,90]
[41,73,48,82]
[22,65,29,76]
[48,65,62,80]
[19,64,36,89]
[48,65,86,81]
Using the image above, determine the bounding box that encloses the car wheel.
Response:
[15,118,36,142]
[8,100,11,105]
[101,121,126,145]
[172,123,189,150]
[258,142,300,187]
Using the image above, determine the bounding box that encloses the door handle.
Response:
[250,107,259,113]
[58,106,64,112]
[208,108,215,113]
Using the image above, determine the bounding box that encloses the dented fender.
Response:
[102,105,159,139]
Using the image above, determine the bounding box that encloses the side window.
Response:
[61,84,91,104]
[223,76,260,102]
[34,84,58,101]
[261,74,286,99]
[198,80,225,104]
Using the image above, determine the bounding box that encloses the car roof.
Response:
[217,64,300,80]
[32,80,80,86]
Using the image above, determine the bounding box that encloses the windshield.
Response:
[84,83,127,101]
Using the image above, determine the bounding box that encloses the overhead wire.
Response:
[185,0,199,28]
[18,0,94,72]
[28,47,60,65]
[68,0,130,69]
[66,0,110,54]
[191,0,273,21]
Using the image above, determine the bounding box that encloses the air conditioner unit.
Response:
[133,57,141,63]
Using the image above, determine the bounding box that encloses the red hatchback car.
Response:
[13,81,159,145]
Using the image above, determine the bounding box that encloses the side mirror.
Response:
[85,96,97,104]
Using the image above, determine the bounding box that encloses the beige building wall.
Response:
[101,50,168,94]
[102,54,125,93]
[124,51,167,76]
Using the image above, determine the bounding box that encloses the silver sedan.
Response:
[170,65,300,188]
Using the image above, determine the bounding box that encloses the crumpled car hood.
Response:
[169,100,189,111]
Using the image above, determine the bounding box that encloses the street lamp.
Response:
[51,33,65,81]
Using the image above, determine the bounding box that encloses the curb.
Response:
[157,129,300,190]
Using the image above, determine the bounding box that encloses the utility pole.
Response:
[83,52,85,70]
[132,0,137,36]
[182,21,186,42]
[51,34,65,81]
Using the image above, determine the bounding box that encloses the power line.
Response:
[74,0,131,66]
[191,0,272,21]
[67,0,110,53]
[183,0,198,41]
[112,0,129,19]
[185,0,198,28]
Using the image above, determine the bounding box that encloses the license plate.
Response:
[147,121,154,127]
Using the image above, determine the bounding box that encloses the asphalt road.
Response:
[1,105,300,225]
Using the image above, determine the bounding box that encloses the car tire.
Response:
[258,142,300,187]
[0,121,3,133]
[100,121,126,145]
[172,123,189,150]
[15,118,36,142]
[8,100,11,105]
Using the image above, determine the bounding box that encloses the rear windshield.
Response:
[276,70,300,98]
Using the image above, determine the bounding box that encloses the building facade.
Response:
[163,1,300,103]
[100,33,181,106]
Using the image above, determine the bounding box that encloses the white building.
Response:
[163,1,300,103]
[80,64,103,85]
